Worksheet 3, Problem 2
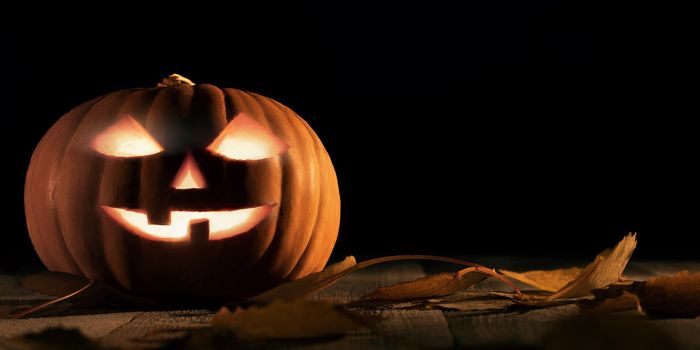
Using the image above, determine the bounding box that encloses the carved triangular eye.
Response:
[207,113,288,160]
[91,116,163,157]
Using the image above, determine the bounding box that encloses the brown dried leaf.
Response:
[510,297,581,309]
[426,292,516,311]
[21,271,154,307]
[585,271,700,318]
[638,271,700,318]
[250,255,520,304]
[21,272,88,297]
[211,299,367,339]
[582,291,642,314]
[426,290,519,304]
[361,267,490,300]
[250,256,357,303]
[347,291,517,311]
[1,327,98,350]
[500,267,582,292]
[433,299,515,312]
[363,267,489,300]
[549,233,637,299]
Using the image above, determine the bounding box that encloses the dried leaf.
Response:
[549,233,637,299]
[361,267,489,300]
[212,299,367,339]
[426,290,519,304]
[582,291,642,314]
[638,271,700,318]
[588,280,638,298]
[348,291,518,310]
[160,328,243,350]
[21,271,155,307]
[22,272,89,297]
[1,327,98,350]
[500,267,582,292]
[249,256,356,303]
[513,297,582,309]
[250,255,520,304]
[585,271,700,318]
[431,295,515,312]
[344,298,426,310]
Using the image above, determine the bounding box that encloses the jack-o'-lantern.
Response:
[24,74,340,302]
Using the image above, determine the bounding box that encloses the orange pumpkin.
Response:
[24,75,340,302]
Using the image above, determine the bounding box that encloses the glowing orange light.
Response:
[91,116,163,157]
[101,205,274,242]
[207,113,288,160]
[172,153,207,189]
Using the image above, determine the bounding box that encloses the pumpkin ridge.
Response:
[254,93,322,280]
[245,91,319,280]
[295,112,339,276]
[56,91,134,279]
[236,91,290,279]
[51,94,113,275]
[310,130,341,273]
[26,95,109,274]
[292,105,340,273]
[270,101,326,279]
[289,124,335,279]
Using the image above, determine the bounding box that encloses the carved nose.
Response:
[172,153,207,189]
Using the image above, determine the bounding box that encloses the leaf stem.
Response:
[318,255,522,298]
[11,279,94,319]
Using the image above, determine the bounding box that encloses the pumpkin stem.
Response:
[157,74,195,87]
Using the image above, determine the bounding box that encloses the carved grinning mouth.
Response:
[93,113,286,243]
[101,204,274,242]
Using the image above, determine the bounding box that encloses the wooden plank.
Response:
[100,310,211,349]
[657,319,700,350]
[0,312,140,339]
[370,309,453,349]
[445,304,579,348]
[264,309,453,350]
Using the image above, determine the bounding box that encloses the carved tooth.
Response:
[189,219,210,243]
[146,207,171,225]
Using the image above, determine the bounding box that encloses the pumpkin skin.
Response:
[24,81,340,302]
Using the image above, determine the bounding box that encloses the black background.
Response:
[4,3,696,272]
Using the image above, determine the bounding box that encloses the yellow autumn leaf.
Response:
[549,233,637,299]
[361,267,490,300]
[212,299,366,339]
[500,267,582,292]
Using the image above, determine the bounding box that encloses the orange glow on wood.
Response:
[172,153,207,189]
[91,116,163,157]
[207,113,288,160]
[101,204,274,242]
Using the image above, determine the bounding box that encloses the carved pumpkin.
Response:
[24,74,340,302]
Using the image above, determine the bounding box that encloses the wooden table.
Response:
[1,257,699,349]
